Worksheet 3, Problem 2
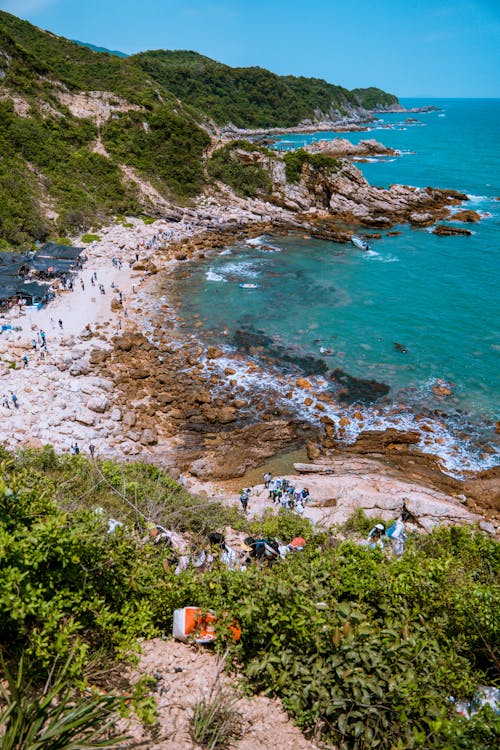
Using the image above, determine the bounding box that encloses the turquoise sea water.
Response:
[171,99,500,475]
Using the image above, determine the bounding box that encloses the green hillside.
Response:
[132,49,399,128]
[0,11,398,249]
[0,11,209,248]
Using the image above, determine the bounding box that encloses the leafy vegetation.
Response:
[351,86,399,110]
[0,11,398,248]
[207,141,273,197]
[0,446,498,749]
[0,650,126,749]
[133,50,398,128]
[283,148,342,183]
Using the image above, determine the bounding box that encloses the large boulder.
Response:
[86,395,110,413]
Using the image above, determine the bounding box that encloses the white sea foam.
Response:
[200,349,499,479]
[245,236,266,247]
[206,269,227,282]
[220,260,262,279]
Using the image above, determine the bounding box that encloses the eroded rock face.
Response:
[269,154,469,229]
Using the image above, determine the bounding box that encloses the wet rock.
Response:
[433,224,472,236]
[453,209,481,222]
[343,428,421,454]
[409,212,434,226]
[296,378,313,389]
[206,347,223,359]
[218,406,237,424]
[332,368,390,403]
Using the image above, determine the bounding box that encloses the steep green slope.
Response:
[0,11,398,249]
[0,12,209,248]
[132,49,399,128]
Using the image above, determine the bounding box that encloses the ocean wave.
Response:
[220,260,262,279]
[200,350,499,479]
[245,236,266,247]
[206,269,227,282]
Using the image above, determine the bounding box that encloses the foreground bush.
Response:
[0,448,498,748]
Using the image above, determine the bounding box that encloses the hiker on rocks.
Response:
[239,490,249,512]
[58,319,63,330]
[386,517,407,557]
[367,523,386,549]
[70,442,80,455]
[295,499,305,516]
[50,317,55,329]
[268,478,276,502]
[32,338,37,350]
[40,330,46,344]
[89,444,95,458]
[22,355,29,368]
[10,392,18,409]
[264,471,272,488]
[2,395,10,409]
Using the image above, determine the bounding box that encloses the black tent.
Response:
[38,242,83,260]
[28,257,75,275]
[16,281,50,305]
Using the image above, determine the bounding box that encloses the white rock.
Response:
[87,395,110,413]
[74,408,96,426]
[110,408,122,421]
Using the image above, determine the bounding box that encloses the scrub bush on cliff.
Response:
[0,471,163,679]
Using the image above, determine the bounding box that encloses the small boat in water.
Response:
[351,235,371,251]
[239,283,260,289]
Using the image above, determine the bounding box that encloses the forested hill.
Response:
[0,10,397,248]
[131,49,398,129]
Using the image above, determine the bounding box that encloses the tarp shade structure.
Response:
[16,281,50,303]
[27,257,75,275]
[38,243,83,260]
[0,282,18,302]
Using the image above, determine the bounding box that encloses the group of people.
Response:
[266,473,310,514]
[237,473,311,516]
[2,392,18,409]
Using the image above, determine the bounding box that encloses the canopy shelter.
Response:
[24,257,75,277]
[38,242,83,260]
[16,281,50,306]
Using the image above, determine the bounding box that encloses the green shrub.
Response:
[208,142,273,198]
[283,148,341,183]
[81,234,101,243]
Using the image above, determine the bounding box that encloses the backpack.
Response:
[386,523,397,538]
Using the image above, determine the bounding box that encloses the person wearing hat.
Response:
[367,523,386,549]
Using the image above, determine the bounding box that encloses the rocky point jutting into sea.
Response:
[1,140,498,536]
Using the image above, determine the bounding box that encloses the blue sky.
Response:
[1,0,499,97]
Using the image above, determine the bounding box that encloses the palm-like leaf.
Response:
[0,651,128,750]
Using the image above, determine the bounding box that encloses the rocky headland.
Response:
[304,137,397,159]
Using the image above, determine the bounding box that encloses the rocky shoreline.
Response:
[1,158,498,537]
